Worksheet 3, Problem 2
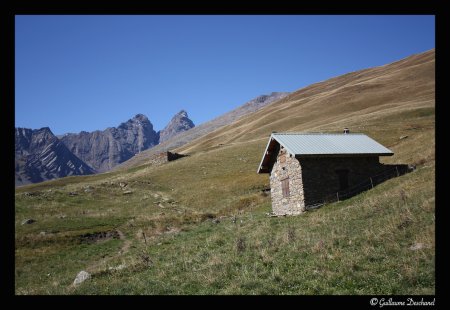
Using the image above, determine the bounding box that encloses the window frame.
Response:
[281,177,290,198]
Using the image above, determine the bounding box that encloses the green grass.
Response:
[43,163,433,295]
[15,135,435,294]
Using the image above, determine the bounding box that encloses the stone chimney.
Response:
[343,128,349,134]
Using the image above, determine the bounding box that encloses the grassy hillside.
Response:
[15,49,434,294]
[176,49,434,156]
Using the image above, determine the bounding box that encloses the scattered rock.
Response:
[21,219,36,225]
[119,182,128,188]
[73,271,91,286]
[122,190,133,195]
[165,227,180,234]
[58,214,67,219]
[212,218,220,224]
[68,192,78,196]
[39,231,46,236]
[400,135,409,140]
[410,243,425,251]
[24,191,41,197]
[83,186,93,193]
[108,264,126,271]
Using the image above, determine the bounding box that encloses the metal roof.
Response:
[257,132,393,173]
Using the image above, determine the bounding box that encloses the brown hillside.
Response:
[176,49,434,156]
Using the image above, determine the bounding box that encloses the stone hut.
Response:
[257,131,394,215]
[148,151,188,166]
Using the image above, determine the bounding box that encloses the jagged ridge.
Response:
[15,127,95,186]
[61,114,159,172]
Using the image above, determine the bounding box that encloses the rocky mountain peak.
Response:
[29,127,58,149]
[159,110,195,144]
[133,113,149,122]
[15,127,94,186]
[61,114,159,172]
[118,114,153,130]
[177,110,188,118]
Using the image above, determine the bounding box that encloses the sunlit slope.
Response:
[176,49,434,155]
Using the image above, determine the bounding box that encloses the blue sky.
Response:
[15,15,435,135]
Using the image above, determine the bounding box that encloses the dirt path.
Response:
[85,229,131,273]
[116,230,131,255]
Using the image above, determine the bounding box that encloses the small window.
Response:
[281,178,290,198]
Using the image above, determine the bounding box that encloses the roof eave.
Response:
[295,152,394,158]
[257,134,276,174]
[257,133,394,173]
[257,134,299,173]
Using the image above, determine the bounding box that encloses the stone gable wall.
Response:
[268,149,384,215]
[269,147,305,215]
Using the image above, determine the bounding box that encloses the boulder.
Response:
[21,218,36,225]
[73,270,91,286]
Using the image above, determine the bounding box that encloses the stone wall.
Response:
[299,156,384,205]
[268,151,387,215]
[269,147,306,215]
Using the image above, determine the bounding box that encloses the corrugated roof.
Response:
[257,132,393,173]
[273,133,393,156]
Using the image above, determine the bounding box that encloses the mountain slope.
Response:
[117,91,289,170]
[15,127,95,186]
[15,49,434,295]
[176,49,434,155]
[61,114,159,172]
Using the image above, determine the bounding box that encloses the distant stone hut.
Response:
[148,151,188,166]
[257,130,395,215]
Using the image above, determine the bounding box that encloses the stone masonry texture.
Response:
[269,146,384,215]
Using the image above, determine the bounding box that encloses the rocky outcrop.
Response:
[15,127,95,186]
[158,110,195,144]
[61,114,159,172]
